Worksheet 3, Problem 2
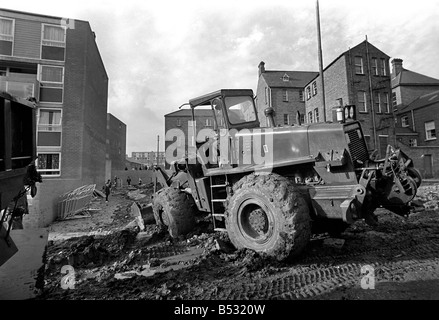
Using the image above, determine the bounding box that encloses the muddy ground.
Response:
[36,183,439,300]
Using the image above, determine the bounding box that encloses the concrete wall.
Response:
[111,169,155,187]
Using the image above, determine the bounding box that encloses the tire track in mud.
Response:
[204,239,439,300]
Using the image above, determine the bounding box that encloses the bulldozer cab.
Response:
[189,89,260,133]
[187,89,260,170]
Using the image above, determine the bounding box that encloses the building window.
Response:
[38,109,62,147]
[425,121,436,140]
[299,90,304,102]
[308,111,313,123]
[282,90,288,102]
[380,59,387,76]
[205,118,213,127]
[357,91,367,112]
[264,87,268,104]
[306,86,311,100]
[384,92,390,113]
[392,92,397,108]
[372,58,378,76]
[401,116,409,127]
[0,66,6,76]
[38,65,64,103]
[39,65,64,83]
[355,56,364,74]
[41,24,66,61]
[374,92,381,113]
[314,108,319,122]
[312,81,317,96]
[0,18,14,56]
[283,114,289,125]
[176,119,181,127]
[37,153,60,176]
[409,139,417,147]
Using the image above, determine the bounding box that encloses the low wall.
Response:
[111,169,155,187]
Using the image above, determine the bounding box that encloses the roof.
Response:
[391,69,439,88]
[165,109,213,117]
[304,40,390,87]
[397,90,439,114]
[0,7,86,23]
[261,71,319,88]
[395,126,419,136]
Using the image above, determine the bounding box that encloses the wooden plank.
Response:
[0,228,48,300]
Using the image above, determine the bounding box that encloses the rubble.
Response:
[37,182,439,300]
[414,185,439,210]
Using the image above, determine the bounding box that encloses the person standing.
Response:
[127,176,131,186]
[103,179,111,203]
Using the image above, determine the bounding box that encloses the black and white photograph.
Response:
[1,0,439,309]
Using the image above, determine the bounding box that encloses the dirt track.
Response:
[37,184,439,300]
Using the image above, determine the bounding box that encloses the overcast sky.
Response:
[3,0,439,154]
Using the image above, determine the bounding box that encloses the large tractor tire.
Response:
[225,173,311,261]
[152,187,196,238]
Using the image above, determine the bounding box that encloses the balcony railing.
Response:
[0,77,39,100]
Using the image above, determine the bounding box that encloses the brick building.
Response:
[0,9,123,227]
[106,113,127,179]
[391,58,439,178]
[255,61,318,127]
[164,108,214,167]
[129,151,166,168]
[305,40,393,157]
[391,58,439,110]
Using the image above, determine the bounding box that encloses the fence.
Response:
[57,184,96,220]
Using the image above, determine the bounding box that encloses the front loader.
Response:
[151,89,422,260]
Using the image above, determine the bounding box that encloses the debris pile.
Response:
[414,185,439,211]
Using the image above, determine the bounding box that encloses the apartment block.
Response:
[0,8,116,227]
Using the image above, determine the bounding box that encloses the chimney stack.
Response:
[258,61,265,77]
[391,58,403,76]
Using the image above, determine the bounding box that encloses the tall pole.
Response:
[365,35,378,152]
[316,0,326,122]
[156,135,160,166]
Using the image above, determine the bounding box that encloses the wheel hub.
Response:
[248,208,268,236]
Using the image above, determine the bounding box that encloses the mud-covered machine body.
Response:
[0,92,41,267]
[152,89,421,260]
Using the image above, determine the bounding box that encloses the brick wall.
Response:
[81,21,108,186]
[305,42,393,155]
[397,143,439,178]
[255,76,269,127]
[107,113,127,172]
[270,88,305,126]
[164,113,214,167]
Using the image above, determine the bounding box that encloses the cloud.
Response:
[3,0,439,154]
